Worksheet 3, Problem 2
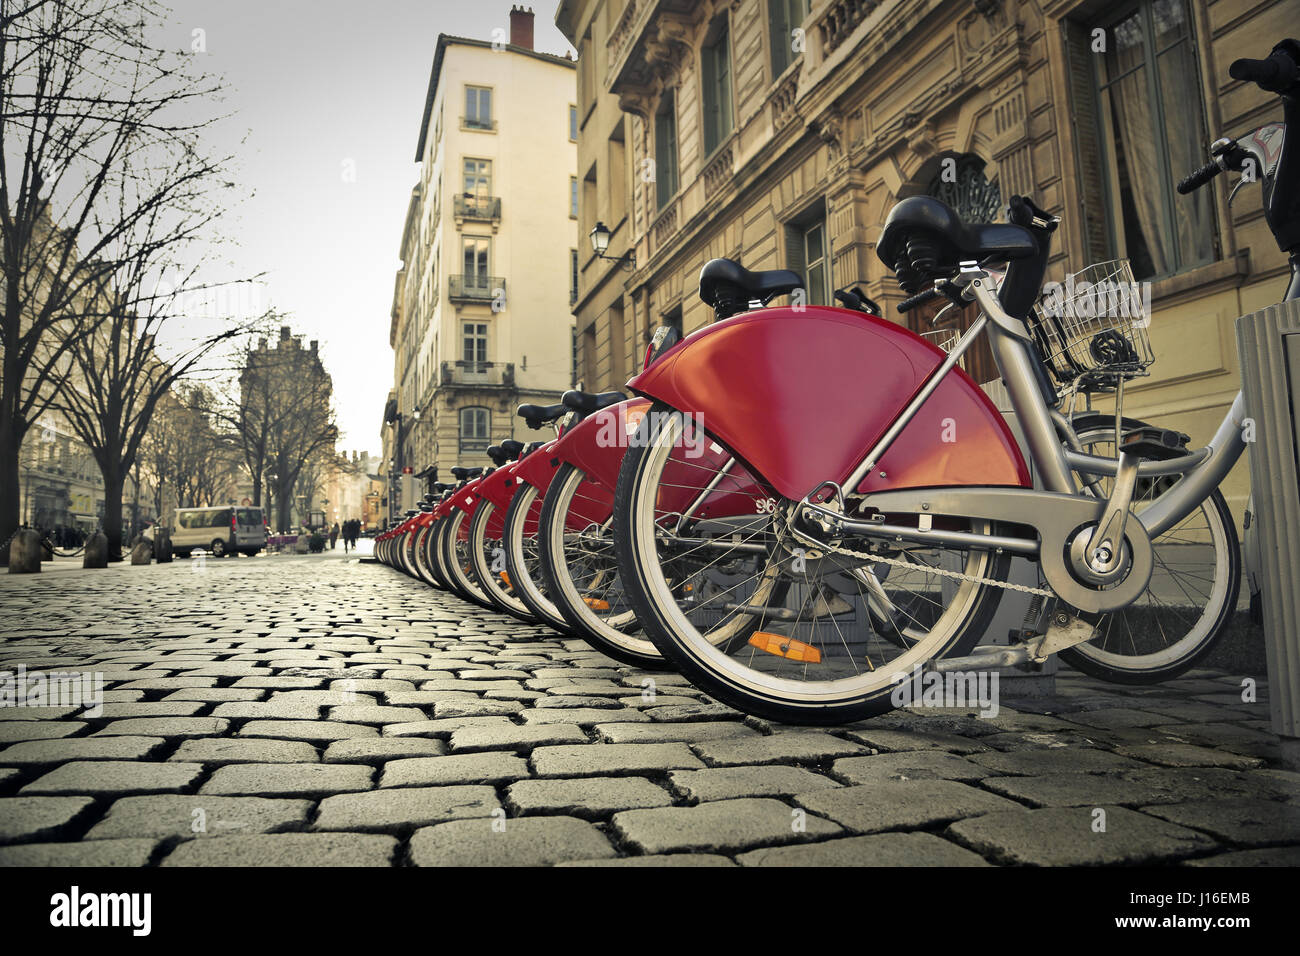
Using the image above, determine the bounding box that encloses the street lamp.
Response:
[589,221,635,270]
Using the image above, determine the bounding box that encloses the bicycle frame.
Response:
[824,267,1249,542]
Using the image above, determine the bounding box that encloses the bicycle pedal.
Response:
[930,616,1097,673]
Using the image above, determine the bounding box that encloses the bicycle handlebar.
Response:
[1177,160,1224,195]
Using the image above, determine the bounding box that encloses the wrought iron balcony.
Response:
[448,274,505,303]
[454,194,502,222]
[440,360,515,388]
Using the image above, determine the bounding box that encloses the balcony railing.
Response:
[440,360,515,388]
[449,274,505,303]
[453,194,501,222]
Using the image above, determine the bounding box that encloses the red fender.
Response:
[552,398,652,489]
[473,462,522,511]
[513,438,562,490]
[449,476,485,516]
[625,305,1029,501]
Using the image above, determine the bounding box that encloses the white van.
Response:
[171,506,267,557]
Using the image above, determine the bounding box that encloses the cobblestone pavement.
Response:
[1,550,1297,866]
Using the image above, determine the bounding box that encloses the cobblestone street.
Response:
[1,550,1297,867]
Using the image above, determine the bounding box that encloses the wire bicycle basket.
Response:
[1032,259,1155,391]
[919,326,965,370]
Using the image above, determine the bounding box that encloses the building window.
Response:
[581,323,597,390]
[569,104,578,141]
[1091,0,1214,279]
[571,327,579,387]
[702,23,734,156]
[570,176,579,218]
[570,248,579,306]
[803,221,828,306]
[654,93,679,211]
[465,85,492,130]
[461,236,490,290]
[459,406,490,452]
[768,0,807,79]
[463,158,491,200]
[462,322,488,373]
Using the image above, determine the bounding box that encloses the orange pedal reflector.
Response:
[583,597,610,611]
[498,571,512,589]
[748,632,822,663]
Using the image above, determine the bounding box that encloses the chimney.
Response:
[310,339,318,353]
[280,325,290,340]
[509,5,534,50]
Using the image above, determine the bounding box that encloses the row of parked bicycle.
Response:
[378,42,1296,725]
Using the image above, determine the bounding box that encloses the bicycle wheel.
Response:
[540,462,668,668]
[412,523,443,588]
[1059,416,1241,683]
[502,480,571,633]
[439,506,496,609]
[614,402,1010,724]
[468,494,539,622]
[397,529,418,577]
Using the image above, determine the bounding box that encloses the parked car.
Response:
[171,506,267,557]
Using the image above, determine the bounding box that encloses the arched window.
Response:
[459,406,490,454]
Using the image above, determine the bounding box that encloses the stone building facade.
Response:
[386,8,579,492]
[558,0,1290,518]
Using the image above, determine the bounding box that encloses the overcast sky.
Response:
[155,1,575,457]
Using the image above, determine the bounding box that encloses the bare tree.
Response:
[1,0,233,556]
[141,383,238,517]
[235,328,336,533]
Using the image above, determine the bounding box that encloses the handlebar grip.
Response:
[1177,161,1223,195]
[897,287,942,313]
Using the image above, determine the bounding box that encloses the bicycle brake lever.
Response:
[929,302,958,327]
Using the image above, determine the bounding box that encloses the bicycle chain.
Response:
[791,527,1056,598]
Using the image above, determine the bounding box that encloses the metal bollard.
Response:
[155,527,173,563]
[1236,300,1300,770]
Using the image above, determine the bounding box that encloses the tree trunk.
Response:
[275,480,292,533]
[0,426,20,568]
[102,464,126,560]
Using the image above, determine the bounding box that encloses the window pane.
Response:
[804,223,823,264]
[655,98,678,209]
[1097,0,1210,278]
[1155,43,1214,269]
[569,105,578,140]
[717,28,732,141]
[808,263,825,306]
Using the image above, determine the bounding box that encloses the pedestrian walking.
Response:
[329,522,340,550]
